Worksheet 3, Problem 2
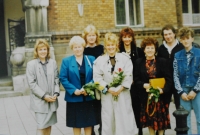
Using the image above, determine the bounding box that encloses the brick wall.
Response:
[143,0,178,28]
[48,0,115,32]
[48,0,178,32]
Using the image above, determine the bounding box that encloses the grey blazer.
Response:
[26,59,60,113]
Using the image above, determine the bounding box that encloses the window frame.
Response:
[114,0,144,27]
[183,0,200,26]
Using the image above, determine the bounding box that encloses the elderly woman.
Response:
[26,39,60,135]
[119,27,144,135]
[93,32,137,135]
[82,24,104,135]
[59,36,98,135]
[134,37,172,135]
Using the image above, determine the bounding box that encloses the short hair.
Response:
[119,27,137,51]
[140,37,159,53]
[69,36,86,49]
[33,39,50,59]
[104,32,119,54]
[178,27,194,39]
[161,24,176,41]
[82,24,100,45]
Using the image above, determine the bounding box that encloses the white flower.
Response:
[113,73,118,78]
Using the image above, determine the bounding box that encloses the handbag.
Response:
[146,78,165,116]
[149,78,165,89]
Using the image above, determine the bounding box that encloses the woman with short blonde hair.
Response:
[33,39,50,59]
[93,32,137,135]
[26,39,60,135]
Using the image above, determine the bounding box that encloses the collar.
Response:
[163,39,179,54]
[184,47,194,55]
[37,58,49,64]
[86,44,96,48]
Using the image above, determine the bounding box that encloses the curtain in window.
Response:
[116,0,126,24]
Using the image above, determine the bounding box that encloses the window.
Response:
[182,0,200,25]
[115,0,143,26]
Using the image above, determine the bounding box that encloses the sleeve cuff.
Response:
[178,91,185,96]
[54,92,60,96]
[41,94,46,100]
[193,89,199,94]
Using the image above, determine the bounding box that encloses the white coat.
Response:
[93,53,138,135]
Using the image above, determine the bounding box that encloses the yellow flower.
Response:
[98,86,104,91]
[94,82,99,84]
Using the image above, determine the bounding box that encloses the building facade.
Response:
[0,0,200,78]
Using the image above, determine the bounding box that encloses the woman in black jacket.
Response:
[134,37,172,135]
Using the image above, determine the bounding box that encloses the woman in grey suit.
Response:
[26,39,60,135]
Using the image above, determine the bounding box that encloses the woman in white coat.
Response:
[26,39,60,135]
[93,32,137,135]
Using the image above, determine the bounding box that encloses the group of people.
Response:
[26,24,200,135]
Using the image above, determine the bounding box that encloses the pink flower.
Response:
[118,68,122,72]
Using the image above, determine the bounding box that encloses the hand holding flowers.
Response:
[146,87,160,104]
[82,82,104,99]
[146,86,163,116]
[108,68,125,101]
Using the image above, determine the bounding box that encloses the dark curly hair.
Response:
[119,27,137,51]
[140,37,159,53]
[161,24,176,41]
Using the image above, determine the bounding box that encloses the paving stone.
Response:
[0,91,198,135]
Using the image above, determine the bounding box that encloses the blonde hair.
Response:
[69,36,86,49]
[33,39,50,59]
[104,32,119,54]
[82,24,100,45]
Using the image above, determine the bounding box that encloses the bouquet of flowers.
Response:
[146,87,160,116]
[83,82,104,99]
[146,87,160,104]
[109,68,125,101]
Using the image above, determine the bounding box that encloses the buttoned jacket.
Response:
[93,53,133,90]
[174,47,200,92]
[59,55,95,102]
[26,59,60,113]
[134,57,172,104]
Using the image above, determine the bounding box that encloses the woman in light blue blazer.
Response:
[60,36,98,135]
[26,39,60,135]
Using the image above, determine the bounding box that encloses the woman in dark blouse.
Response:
[82,24,104,135]
[83,24,104,59]
[134,37,172,135]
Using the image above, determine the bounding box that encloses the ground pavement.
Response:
[0,91,197,135]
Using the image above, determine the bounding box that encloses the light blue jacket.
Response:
[173,47,200,95]
[60,55,95,102]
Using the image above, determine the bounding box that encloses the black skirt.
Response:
[66,100,100,128]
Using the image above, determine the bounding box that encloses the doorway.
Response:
[0,0,8,77]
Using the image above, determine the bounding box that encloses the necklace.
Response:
[126,49,131,54]
[124,44,131,54]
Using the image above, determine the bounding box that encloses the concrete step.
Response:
[0,76,13,86]
[0,91,23,98]
[0,86,13,92]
